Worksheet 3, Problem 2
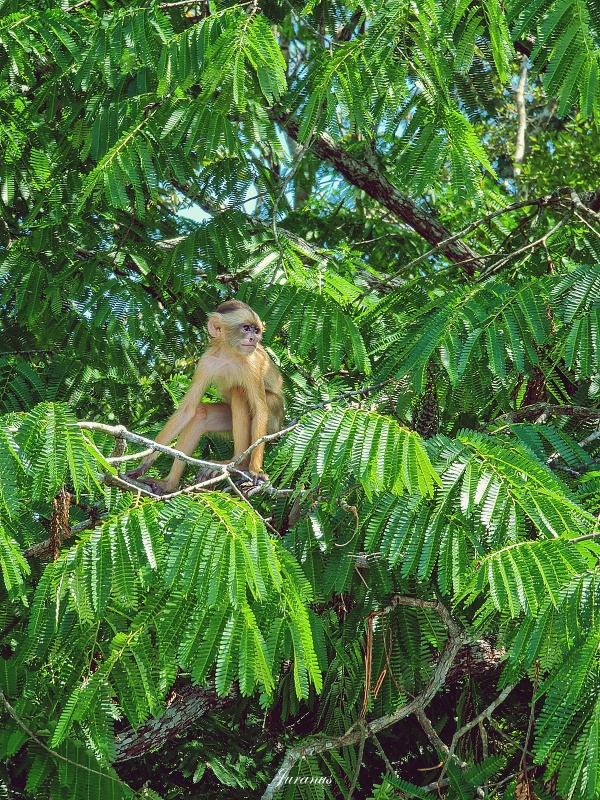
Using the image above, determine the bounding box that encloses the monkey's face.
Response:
[235,321,262,354]
[208,306,264,353]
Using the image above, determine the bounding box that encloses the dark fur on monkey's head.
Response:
[212,300,265,333]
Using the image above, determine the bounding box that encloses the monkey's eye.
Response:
[242,325,252,332]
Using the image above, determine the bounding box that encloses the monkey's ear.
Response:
[207,313,223,338]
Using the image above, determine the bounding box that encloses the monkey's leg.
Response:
[126,406,198,481]
[126,371,210,481]
[137,403,232,494]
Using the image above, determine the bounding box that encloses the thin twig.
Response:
[573,209,600,240]
[439,684,515,783]
[225,475,280,536]
[370,732,396,775]
[107,448,155,463]
[159,0,201,6]
[347,719,367,800]
[578,430,600,447]
[0,348,54,356]
[414,707,467,768]
[494,403,600,426]
[571,189,600,226]
[567,530,600,543]
[280,0,329,46]
[519,660,539,789]
[78,421,220,471]
[479,212,571,280]
[479,721,489,797]
[64,0,91,10]
[487,719,534,758]
[23,515,109,559]
[355,193,570,299]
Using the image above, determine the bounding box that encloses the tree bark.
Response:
[114,683,235,762]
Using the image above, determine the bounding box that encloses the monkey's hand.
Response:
[131,476,173,496]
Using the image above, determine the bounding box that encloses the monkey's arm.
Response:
[243,378,271,476]
[240,354,284,476]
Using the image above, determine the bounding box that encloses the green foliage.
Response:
[2,0,600,798]
[510,0,600,116]
[0,399,323,796]
[273,407,439,499]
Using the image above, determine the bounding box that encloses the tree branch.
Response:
[78,421,224,471]
[23,515,109,559]
[274,114,484,273]
[414,707,467,768]
[81,379,395,487]
[0,692,132,790]
[440,683,515,782]
[495,403,600,425]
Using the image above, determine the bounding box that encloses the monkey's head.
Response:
[207,300,264,355]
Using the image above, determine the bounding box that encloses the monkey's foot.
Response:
[132,476,174,496]
[230,470,268,486]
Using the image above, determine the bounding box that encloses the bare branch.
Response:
[347,719,367,800]
[23,515,108,559]
[225,474,280,536]
[414,707,467,768]
[364,190,598,293]
[370,732,397,776]
[495,403,600,425]
[107,448,155,463]
[0,692,131,789]
[64,0,91,10]
[440,684,515,782]
[0,348,54,356]
[530,97,558,137]
[479,211,571,279]
[520,661,540,785]
[570,189,600,226]
[78,421,221,471]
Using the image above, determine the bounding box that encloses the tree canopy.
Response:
[2,0,600,798]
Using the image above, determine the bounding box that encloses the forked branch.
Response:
[261,595,469,800]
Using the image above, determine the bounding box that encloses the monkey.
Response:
[126,300,284,493]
